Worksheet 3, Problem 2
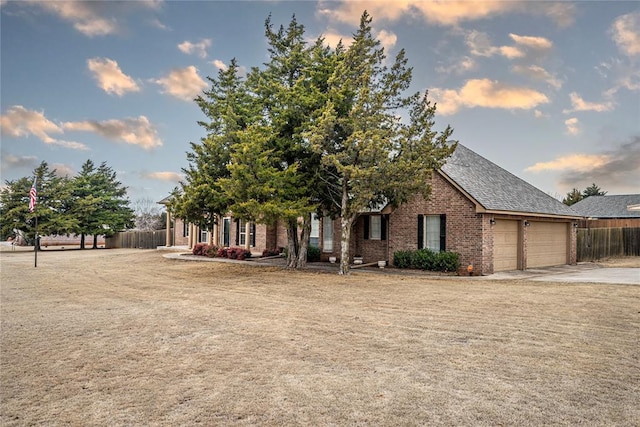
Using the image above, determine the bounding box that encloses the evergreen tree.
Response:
[70,160,101,248]
[583,183,607,198]
[90,162,134,248]
[308,12,455,274]
[226,16,332,268]
[68,160,133,248]
[172,59,256,240]
[562,188,583,206]
[0,162,76,245]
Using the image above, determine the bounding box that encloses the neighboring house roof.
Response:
[570,194,640,218]
[157,196,172,205]
[440,144,580,218]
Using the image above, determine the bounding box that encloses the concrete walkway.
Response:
[482,263,639,285]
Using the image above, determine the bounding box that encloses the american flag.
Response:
[29,178,37,213]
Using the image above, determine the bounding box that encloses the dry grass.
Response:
[1,249,638,426]
[595,256,640,268]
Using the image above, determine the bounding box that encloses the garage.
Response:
[527,222,568,268]
[493,220,519,271]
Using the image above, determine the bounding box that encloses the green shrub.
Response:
[307,245,321,262]
[393,249,461,272]
[411,248,436,270]
[434,251,460,272]
[393,250,412,268]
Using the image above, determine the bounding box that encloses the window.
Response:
[363,215,386,240]
[221,218,231,247]
[322,216,333,252]
[182,221,190,238]
[237,219,256,247]
[417,214,446,251]
[200,229,209,244]
[310,214,320,248]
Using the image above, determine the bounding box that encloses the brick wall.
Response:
[386,172,487,274]
[172,218,189,246]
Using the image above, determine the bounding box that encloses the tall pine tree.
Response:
[308,12,455,274]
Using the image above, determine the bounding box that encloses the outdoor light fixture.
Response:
[524,220,530,227]
[573,222,579,228]
[489,218,496,225]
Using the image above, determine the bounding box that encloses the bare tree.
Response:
[132,198,163,230]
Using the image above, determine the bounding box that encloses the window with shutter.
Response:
[419,214,446,251]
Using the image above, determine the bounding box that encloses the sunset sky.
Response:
[1,1,638,206]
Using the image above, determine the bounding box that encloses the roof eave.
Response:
[485,209,583,220]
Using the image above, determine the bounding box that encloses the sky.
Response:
[1,1,639,208]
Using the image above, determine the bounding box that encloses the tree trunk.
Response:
[92,234,98,249]
[294,213,312,269]
[286,219,299,269]
[339,181,355,275]
[80,233,85,250]
[339,215,355,275]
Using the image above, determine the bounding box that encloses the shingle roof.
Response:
[440,144,580,218]
[570,194,640,218]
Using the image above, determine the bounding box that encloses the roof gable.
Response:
[571,194,640,218]
[440,144,580,218]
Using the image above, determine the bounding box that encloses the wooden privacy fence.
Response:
[106,230,168,249]
[577,227,640,261]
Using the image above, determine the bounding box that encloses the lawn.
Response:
[1,249,638,425]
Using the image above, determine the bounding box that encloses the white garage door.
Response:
[494,220,519,272]
[527,222,568,268]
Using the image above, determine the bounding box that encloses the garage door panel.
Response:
[494,220,518,272]
[527,222,567,268]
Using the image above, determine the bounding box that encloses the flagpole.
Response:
[30,176,38,268]
[34,211,38,268]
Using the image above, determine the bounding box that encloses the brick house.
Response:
[319,144,582,275]
[161,144,582,275]
[157,198,289,255]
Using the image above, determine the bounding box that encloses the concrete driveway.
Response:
[484,263,640,285]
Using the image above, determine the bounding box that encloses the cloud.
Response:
[0,153,39,171]
[610,11,640,57]
[526,137,640,192]
[63,116,162,149]
[376,29,397,51]
[211,59,228,71]
[316,1,574,27]
[154,66,207,101]
[178,39,212,58]
[87,57,140,96]
[466,31,552,59]
[563,92,614,113]
[142,171,184,182]
[509,34,553,50]
[564,117,580,136]
[317,0,513,26]
[539,2,576,28]
[51,163,75,178]
[430,79,549,115]
[436,56,476,75]
[597,57,640,98]
[20,0,162,37]
[526,153,610,173]
[0,105,88,150]
[512,65,562,89]
[31,0,117,36]
[148,17,169,31]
